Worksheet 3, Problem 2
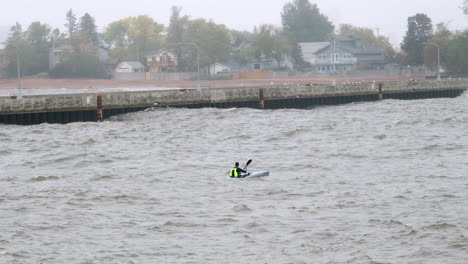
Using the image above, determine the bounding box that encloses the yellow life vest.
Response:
[230,168,239,178]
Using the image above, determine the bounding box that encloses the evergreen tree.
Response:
[8,22,23,41]
[79,13,99,45]
[401,13,433,66]
[446,30,468,74]
[167,6,190,70]
[65,9,78,37]
[26,22,51,47]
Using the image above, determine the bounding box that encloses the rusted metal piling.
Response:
[96,93,103,122]
[378,83,383,100]
[259,88,265,109]
[0,79,466,125]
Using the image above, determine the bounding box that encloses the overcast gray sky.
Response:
[1,0,467,46]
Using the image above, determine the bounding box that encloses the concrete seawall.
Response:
[0,79,466,125]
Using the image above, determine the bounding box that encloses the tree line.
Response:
[2,0,468,78]
[400,11,468,75]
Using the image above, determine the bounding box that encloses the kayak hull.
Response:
[231,171,269,179]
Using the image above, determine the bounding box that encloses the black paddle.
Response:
[243,159,252,171]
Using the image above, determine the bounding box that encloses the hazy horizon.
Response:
[1,0,467,47]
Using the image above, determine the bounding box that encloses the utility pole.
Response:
[423,43,441,81]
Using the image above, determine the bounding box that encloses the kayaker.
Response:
[230,162,247,178]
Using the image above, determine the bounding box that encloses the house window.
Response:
[254,63,261,70]
[333,54,339,63]
[160,53,172,63]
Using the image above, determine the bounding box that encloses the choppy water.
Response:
[1,94,468,264]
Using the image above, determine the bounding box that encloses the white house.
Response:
[146,49,178,72]
[49,48,62,71]
[300,35,385,72]
[206,63,231,75]
[115,61,145,73]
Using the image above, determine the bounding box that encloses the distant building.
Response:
[300,35,385,72]
[250,56,294,71]
[205,62,231,75]
[146,49,178,72]
[231,41,294,72]
[115,61,146,73]
[49,48,62,71]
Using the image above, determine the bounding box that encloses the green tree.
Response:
[129,16,164,57]
[183,19,231,70]
[49,51,108,78]
[424,23,452,71]
[166,6,190,70]
[463,0,468,14]
[8,22,23,41]
[281,0,333,67]
[446,30,468,74]
[253,25,292,67]
[230,30,256,66]
[401,13,433,65]
[281,0,334,42]
[104,19,130,49]
[103,15,164,63]
[25,22,52,74]
[26,22,51,47]
[79,13,99,45]
[65,9,78,37]
[51,28,66,45]
[5,22,53,76]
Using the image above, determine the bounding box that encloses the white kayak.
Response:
[231,171,270,179]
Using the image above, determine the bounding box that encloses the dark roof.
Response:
[315,34,382,55]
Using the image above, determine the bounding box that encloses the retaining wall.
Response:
[0,80,467,125]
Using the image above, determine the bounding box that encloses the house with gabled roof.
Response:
[146,49,178,72]
[115,61,145,73]
[300,35,385,72]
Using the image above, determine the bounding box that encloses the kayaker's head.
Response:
[235,162,239,167]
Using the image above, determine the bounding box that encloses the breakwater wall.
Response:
[0,80,466,125]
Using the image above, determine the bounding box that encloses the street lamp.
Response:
[423,42,440,81]
[178,42,201,91]
[1,42,22,98]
